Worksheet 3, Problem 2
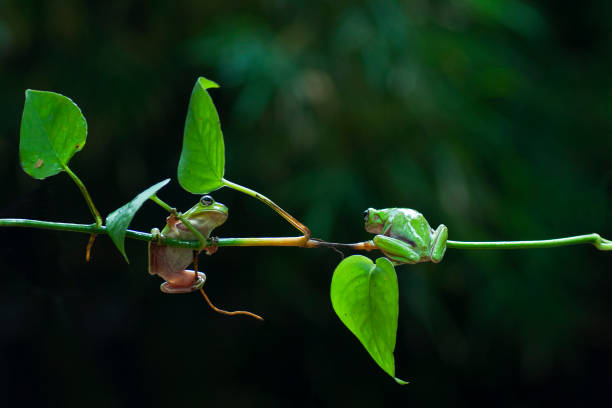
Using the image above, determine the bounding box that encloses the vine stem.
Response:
[447,234,612,250]
[0,218,610,251]
[0,219,198,248]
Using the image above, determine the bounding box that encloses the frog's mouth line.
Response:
[204,209,227,215]
[204,209,229,221]
[178,209,228,231]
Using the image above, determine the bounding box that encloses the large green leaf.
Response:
[19,90,87,179]
[330,255,407,384]
[106,179,171,263]
[177,77,225,194]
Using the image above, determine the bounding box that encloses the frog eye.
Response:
[363,210,369,221]
[200,195,214,206]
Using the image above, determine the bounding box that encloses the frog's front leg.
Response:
[373,235,421,264]
[150,227,162,243]
[429,224,448,263]
[204,236,219,255]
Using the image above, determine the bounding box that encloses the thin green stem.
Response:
[0,218,200,249]
[177,215,207,248]
[148,194,206,248]
[222,178,311,240]
[63,165,102,227]
[1,217,610,251]
[447,234,612,251]
[0,218,371,251]
[216,237,376,251]
[216,237,311,247]
[149,194,173,213]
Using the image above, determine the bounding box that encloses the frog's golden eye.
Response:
[363,210,369,221]
[200,195,214,206]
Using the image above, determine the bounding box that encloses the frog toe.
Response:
[430,224,448,263]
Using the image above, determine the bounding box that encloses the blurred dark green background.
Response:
[1,0,611,406]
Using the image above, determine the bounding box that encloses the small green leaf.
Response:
[19,90,87,179]
[330,255,407,384]
[177,77,225,194]
[106,179,171,263]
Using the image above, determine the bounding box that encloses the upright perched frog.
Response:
[149,195,228,293]
[364,208,448,265]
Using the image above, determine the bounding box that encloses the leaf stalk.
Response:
[63,165,102,227]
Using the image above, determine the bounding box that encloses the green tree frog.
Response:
[364,208,448,264]
[149,195,228,294]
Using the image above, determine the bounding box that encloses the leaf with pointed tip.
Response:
[178,77,226,194]
[19,90,87,179]
[106,179,171,263]
[331,255,407,385]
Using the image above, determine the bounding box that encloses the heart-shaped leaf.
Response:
[331,255,407,385]
[106,179,171,263]
[19,90,87,179]
[177,77,225,194]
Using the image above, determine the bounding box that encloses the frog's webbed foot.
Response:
[160,271,207,294]
[205,236,219,255]
[165,210,181,229]
[150,227,162,244]
[430,224,448,264]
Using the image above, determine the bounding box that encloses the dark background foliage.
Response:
[1,0,611,406]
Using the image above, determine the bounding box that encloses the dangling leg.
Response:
[160,251,206,294]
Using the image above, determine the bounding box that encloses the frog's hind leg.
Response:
[160,271,206,294]
[430,224,448,263]
[373,235,421,264]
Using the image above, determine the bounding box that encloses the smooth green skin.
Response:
[148,196,228,293]
[364,208,448,265]
[331,255,407,385]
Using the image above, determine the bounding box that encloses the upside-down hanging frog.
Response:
[149,195,227,293]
